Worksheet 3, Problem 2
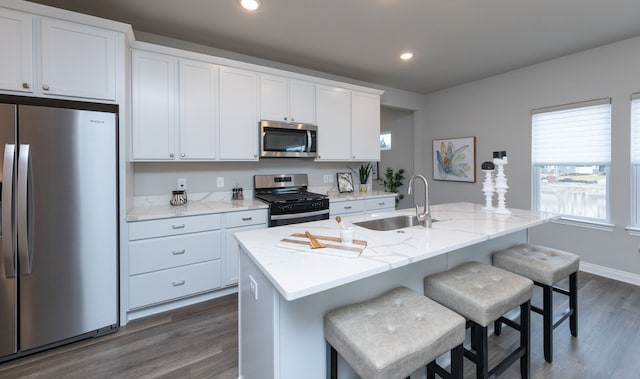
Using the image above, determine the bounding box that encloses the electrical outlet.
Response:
[177,178,187,190]
[217,177,224,187]
[323,174,329,183]
[249,275,258,300]
[329,175,334,183]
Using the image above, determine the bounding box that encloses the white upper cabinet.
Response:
[260,74,315,124]
[351,91,381,161]
[0,9,33,93]
[219,66,259,161]
[131,50,176,160]
[178,59,218,160]
[40,18,116,100]
[315,85,351,161]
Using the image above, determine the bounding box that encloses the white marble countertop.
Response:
[234,202,557,301]
[126,189,397,222]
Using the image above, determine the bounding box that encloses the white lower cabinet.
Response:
[223,210,268,286]
[128,214,222,310]
[329,195,396,217]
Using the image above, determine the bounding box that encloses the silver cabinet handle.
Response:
[17,144,32,275]
[169,153,174,158]
[22,83,30,89]
[378,202,386,206]
[2,144,16,278]
[172,279,185,287]
[180,153,185,157]
[284,116,287,121]
[42,85,50,91]
[242,217,253,221]
[172,249,186,255]
[171,224,186,229]
[344,206,352,209]
[253,154,258,158]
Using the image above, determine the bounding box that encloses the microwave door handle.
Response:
[306,130,312,152]
[2,144,16,278]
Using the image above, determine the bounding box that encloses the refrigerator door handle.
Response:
[18,144,32,275]
[2,144,16,278]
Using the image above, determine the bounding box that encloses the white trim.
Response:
[551,217,614,231]
[580,262,640,287]
[626,226,640,236]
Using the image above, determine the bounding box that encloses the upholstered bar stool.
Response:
[424,261,533,379]
[492,243,579,363]
[324,286,465,379]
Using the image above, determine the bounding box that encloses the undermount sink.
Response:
[354,215,438,231]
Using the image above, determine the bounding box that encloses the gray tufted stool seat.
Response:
[324,286,465,379]
[493,243,579,363]
[424,261,533,379]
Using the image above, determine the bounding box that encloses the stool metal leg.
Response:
[569,271,578,337]
[451,344,464,379]
[475,325,489,379]
[520,300,531,379]
[542,284,553,363]
[329,344,337,379]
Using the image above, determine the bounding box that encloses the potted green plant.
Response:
[381,167,405,207]
[349,163,373,192]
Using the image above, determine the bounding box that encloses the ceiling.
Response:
[27,0,640,94]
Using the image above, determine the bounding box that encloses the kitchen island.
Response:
[234,202,556,379]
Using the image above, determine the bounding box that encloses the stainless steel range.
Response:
[254,174,330,227]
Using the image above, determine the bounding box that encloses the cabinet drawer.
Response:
[129,230,221,275]
[129,260,221,309]
[129,213,221,240]
[365,197,396,212]
[329,200,366,215]
[225,209,267,228]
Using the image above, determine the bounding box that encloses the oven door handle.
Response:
[306,130,312,153]
[270,209,329,221]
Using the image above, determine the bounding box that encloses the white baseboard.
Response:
[580,261,640,287]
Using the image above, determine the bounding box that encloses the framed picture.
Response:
[336,172,354,193]
[433,137,476,182]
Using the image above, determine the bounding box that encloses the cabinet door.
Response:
[224,224,266,286]
[0,9,33,93]
[260,74,288,122]
[351,91,381,161]
[40,18,116,100]
[289,79,315,124]
[316,85,351,161]
[219,66,259,160]
[131,50,176,160]
[179,59,218,160]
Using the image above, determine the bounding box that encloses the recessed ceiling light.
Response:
[400,52,414,61]
[239,0,261,11]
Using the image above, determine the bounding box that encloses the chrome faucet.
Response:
[407,174,431,227]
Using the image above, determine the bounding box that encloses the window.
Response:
[531,99,611,221]
[631,94,640,225]
[380,131,391,150]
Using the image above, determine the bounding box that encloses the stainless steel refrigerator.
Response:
[0,95,118,361]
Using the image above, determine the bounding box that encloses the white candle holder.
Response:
[481,169,495,211]
[493,157,511,215]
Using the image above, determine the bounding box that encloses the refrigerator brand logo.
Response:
[90,119,105,124]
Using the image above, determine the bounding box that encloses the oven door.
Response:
[260,121,317,158]
[269,209,329,227]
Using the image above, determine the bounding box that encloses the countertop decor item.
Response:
[493,152,511,214]
[170,190,187,206]
[481,161,495,211]
[336,172,354,193]
[433,136,476,182]
[349,163,373,192]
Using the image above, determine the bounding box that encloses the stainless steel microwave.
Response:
[260,120,318,158]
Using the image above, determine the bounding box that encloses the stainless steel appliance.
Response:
[260,120,318,158]
[254,174,329,227]
[0,95,118,362]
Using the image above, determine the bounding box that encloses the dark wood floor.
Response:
[1,271,639,379]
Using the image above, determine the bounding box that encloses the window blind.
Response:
[631,95,640,163]
[532,101,611,165]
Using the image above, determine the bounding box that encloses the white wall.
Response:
[423,35,640,277]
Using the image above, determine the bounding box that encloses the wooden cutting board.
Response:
[278,233,367,256]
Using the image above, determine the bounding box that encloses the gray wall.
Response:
[374,107,415,209]
[422,35,640,276]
